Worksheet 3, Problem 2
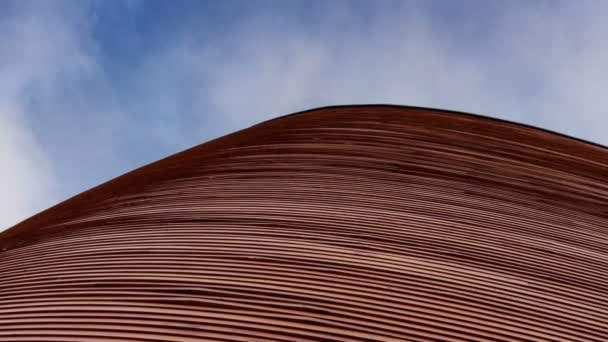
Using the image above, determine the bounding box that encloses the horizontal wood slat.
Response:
[2,105,607,341]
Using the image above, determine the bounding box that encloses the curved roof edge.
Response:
[256,104,608,151]
[2,104,606,240]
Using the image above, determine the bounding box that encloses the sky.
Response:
[1,0,607,230]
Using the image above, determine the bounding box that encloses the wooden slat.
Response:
[1,105,608,341]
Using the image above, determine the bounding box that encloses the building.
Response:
[1,105,607,341]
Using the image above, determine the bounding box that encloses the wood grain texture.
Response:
[1,105,608,341]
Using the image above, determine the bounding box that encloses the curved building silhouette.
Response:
[1,105,608,341]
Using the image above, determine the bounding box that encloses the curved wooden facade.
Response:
[1,105,608,341]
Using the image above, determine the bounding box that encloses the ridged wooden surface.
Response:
[1,105,608,341]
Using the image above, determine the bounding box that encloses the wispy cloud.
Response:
[1,1,607,230]
[202,1,608,142]
[0,2,97,228]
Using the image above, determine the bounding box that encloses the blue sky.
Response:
[1,0,607,229]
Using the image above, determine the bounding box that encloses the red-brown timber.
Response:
[1,105,608,341]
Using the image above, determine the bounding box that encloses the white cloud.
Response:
[0,2,98,230]
[203,1,608,145]
[0,114,52,229]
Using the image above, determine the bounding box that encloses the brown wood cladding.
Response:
[1,105,608,341]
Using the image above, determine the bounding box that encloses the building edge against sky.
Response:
[1,105,607,341]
